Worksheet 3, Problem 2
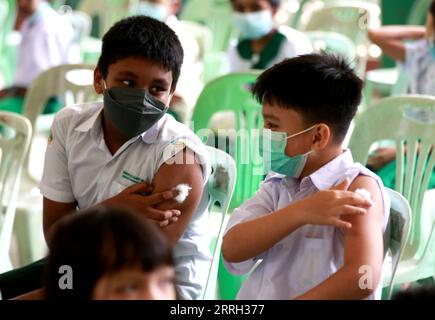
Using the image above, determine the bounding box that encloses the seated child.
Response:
[44,205,176,300]
[0,0,74,114]
[228,0,312,71]
[366,0,435,190]
[222,53,390,300]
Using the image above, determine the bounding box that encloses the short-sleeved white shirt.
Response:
[223,150,390,300]
[227,25,313,72]
[403,39,435,95]
[13,2,74,87]
[40,101,212,300]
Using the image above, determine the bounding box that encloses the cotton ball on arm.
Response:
[355,188,373,204]
[172,184,192,204]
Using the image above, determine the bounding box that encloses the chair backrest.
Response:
[300,0,380,76]
[383,187,412,300]
[349,95,435,257]
[22,63,96,134]
[201,146,237,299]
[180,0,235,52]
[21,63,96,182]
[0,112,32,273]
[304,31,356,62]
[78,0,135,37]
[191,71,263,210]
[62,10,93,46]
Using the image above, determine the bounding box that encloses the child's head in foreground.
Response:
[45,206,176,300]
[253,53,363,177]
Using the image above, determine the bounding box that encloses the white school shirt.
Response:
[403,39,435,95]
[227,25,313,72]
[13,1,74,87]
[39,101,212,300]
[223,150,390,300]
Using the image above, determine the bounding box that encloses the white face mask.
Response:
[232,9,274,40]
[133,2,169,22]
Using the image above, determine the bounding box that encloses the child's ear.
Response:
[93,67,104,94]
[311,123,330,150]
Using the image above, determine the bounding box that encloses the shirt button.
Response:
[264,279,270,286]
[276,244,283,251]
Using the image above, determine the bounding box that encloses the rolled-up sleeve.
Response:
[39,115,75,203]
[223,176,278,275]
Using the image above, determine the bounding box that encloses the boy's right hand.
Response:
[106,182,181,227]
[296,178,374,229]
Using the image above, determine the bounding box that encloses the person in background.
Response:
[366,0,435,189]
[0,0,74,114]
[228,0,312,72]
[45,206,177,300]
[132,0,202,123]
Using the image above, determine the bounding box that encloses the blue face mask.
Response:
[133,2,169,22]
[259,126,317,178]
[232,10,274,40]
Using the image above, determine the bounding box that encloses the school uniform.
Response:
[39,101,212,300]
[227,25,313,72]
[13,1,74,87]
[402,39,435,95]
[223,150,390,300]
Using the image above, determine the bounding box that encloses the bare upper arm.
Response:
[43,197,77,246]
[151,148,205,245]
[342,175,385,287]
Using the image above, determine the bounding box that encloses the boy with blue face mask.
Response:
[227,0,312,71]
[222,53,390,300]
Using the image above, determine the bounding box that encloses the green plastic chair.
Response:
[14,63,97,266]
[190,71,263,300]
[180,0,235,82]
[304,31,356,62]
[300,0,380,77]
[0,112,32,273]
[191,71,263,211]
[349,95,435,286]
[363,0,433,106]
[382,187,412,300]
[201,146,236,300]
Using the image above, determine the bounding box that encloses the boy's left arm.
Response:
[150,148,205,246]
[295,175,385,300]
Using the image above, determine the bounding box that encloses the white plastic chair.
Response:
[349,95,435,287]
[201,146,236,300]
[299,0,380,76]
[304,31,356,63]
[0,112,32,273]
[383,188,412,300]
[14,63,96,266]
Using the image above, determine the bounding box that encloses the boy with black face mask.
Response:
[1,15,211,301]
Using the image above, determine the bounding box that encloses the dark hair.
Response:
[431,0,435,22]
[393,285,435,300]
[97,15,184,91]
[45,205,174,300]
[229,0,281,8]
[252,53,363,143]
